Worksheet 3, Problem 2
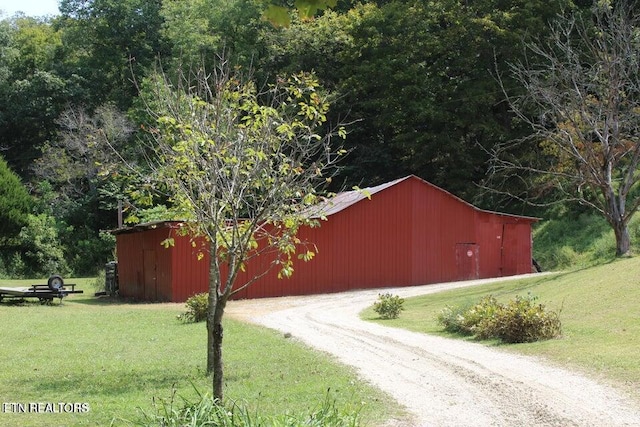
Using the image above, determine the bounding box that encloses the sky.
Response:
[0,0,60,17]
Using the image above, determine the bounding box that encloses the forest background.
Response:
[0,0,603,278]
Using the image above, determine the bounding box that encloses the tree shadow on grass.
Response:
[19,367,206,399]
[70,295,165,307]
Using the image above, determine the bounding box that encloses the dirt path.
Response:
[226,275,640,426]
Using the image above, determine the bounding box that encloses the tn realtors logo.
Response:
[2,402,90,413]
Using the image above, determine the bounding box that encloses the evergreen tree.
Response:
[0,155,32,240]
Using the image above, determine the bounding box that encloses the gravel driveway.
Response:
[226,275,640,426]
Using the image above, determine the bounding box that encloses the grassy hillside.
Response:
[363,257,640,400]
[0,283,397,427]
[532,209,640,271]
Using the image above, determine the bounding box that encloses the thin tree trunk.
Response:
[207,245,218,375]
[211,303,225,401]
[207,242,227,401]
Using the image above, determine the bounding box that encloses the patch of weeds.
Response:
[91,270,106,293]
[123,387,362,427]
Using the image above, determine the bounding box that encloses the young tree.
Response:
[490,1,640,256]
[138,60,344,401]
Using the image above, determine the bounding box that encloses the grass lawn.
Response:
[362,257,640,401]
[0,278,397,427]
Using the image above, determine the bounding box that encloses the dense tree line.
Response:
[0,0,597,277]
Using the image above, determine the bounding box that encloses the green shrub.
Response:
[436,304,471,334]
[0,252,27,278]
[461,296,501,336]
[436,296,501,336]
[373,293,404,319]
[436,294,562,344]
[179,293,209,323]
[487,295,562,343]
[0,212,71,279]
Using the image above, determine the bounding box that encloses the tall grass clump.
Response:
[128,390,259,427]
[91,269,106,293]
[126,389,361,427]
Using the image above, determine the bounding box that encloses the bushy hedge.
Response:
[437,294,561,343]
[178,293,209,323]
[373,293,405,319]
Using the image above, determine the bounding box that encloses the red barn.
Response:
[113,175,538,302]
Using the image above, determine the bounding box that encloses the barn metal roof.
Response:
[307,175,539,221]
[111,219,186,235]
[113,175,538,233]
[306,177,407,218]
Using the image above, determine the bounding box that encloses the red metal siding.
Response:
[474,212,535,278]
[411,178,477,284]
[116,225,174,301]
[475,212,505,279]
[501,222,533,275]
[114,176,537,302]
[170,233,210,303]
[116,233,144,300]
[146,228,173,301]
[328,185,412,290]
[233,181,415,299]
